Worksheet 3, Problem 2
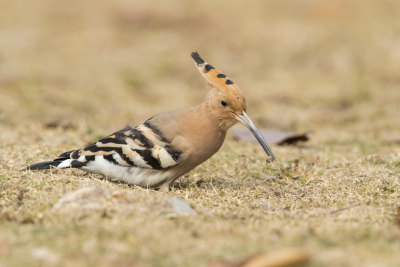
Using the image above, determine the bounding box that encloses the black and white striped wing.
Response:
[57,120,182,170]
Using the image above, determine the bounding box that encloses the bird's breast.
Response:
[179,117,226,168]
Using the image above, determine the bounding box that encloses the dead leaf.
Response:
[231,129,309,146]
[242,249,309,267]
[210,249,309,267]
[209,262,241,267]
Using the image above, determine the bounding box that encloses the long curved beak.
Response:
[234,111,275,161]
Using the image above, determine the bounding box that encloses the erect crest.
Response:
[191,52,240,92]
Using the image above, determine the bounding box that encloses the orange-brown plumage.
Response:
[26,52,275,191]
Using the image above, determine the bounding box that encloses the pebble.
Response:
[165,197,197,217]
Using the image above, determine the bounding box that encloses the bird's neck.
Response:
[200,101,238,132]
[175,103,227,166]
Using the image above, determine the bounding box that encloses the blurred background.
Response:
[1,0,399,139]
[1,1,400,266]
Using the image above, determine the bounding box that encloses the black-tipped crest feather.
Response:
[191,52,205,65]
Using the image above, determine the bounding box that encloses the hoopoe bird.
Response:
[27,52,275,192]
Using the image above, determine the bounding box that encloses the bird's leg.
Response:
[158,182,171,192]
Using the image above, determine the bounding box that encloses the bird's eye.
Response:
[220,100,227,107]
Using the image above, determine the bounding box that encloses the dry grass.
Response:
[1,0,400,266]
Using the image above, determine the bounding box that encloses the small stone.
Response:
[31,247,60,265]
[165,197,197,216]
[53,187,106,210]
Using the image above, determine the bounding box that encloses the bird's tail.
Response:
[26,158,84,170]
[26,160,64,170]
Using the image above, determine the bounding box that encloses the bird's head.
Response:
[191,52,275,161]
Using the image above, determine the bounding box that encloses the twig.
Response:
[320,203,362,216]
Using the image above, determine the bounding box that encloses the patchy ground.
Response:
[0,0,399,266]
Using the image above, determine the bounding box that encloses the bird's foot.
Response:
[158,182,171,192]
